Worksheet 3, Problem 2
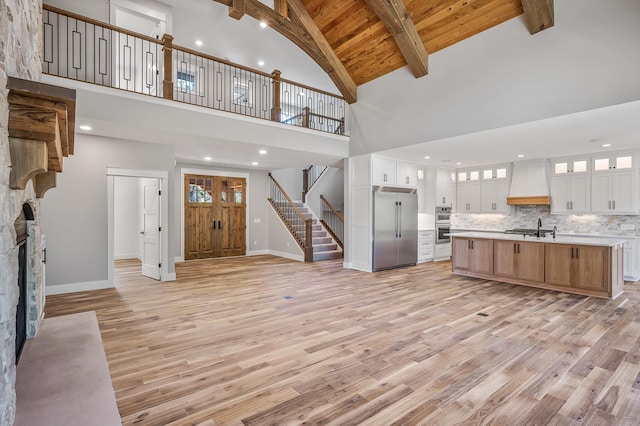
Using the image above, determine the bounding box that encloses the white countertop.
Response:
[451,232,627,247]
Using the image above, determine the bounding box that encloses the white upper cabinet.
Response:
[590,152,637,214]
[436,168,456,208]
[371,156,417,188]
[456,168,480,213]
[371,157,397,186]
[552,158,589,175]
[551,173,591,213]
[480,166,510,213]
[397,162,418,187]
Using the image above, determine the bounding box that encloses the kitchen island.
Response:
[451,232,625,299]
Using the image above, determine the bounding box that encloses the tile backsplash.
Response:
[451,205,640,236]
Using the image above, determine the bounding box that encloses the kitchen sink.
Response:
[504,228,555,237]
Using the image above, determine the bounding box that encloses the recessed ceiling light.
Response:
[456,162,462,166]
[259,149,267,155]
[259,21,267,28]
[195,40,203,47]
[602,143,611,147]
[204,156,212,161]
[79,124,92,131]
[258,60,265,67]
[252,161,259,166]
[424,156,430,159]
[517,154,525,158]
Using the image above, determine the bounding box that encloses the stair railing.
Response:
[320,195,344,249]
[268,173,313,261]
[302,165,327,202]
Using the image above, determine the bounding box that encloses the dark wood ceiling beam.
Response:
[286,0,356,103]
[228,0,245,19]
[521,0,554,34]
[212,0,357,103]
[364,0,429,78]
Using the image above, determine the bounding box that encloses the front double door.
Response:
[184,174,246,260]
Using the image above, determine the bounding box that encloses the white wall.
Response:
[305,167,344,220]
[113,176,141,260]
[271,167,304,202]
[349,0,640,156]
[41,135,176,288]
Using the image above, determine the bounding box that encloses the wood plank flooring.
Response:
[44,256,640,425]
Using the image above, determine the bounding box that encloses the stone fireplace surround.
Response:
[1,0,45,424]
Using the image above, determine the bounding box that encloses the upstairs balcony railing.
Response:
[41,5,347,136]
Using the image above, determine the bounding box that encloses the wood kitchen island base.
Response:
[452,234,625,299]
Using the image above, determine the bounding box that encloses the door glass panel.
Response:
[616,156,633,169]
[189,178,212,203]
[483,169,493,179]
[573,160,587,173]
[221,180,229,203]
[496,168,507,179]
[554,162,568,174]
[594,158,609,171]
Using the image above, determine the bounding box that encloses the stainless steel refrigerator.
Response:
[372,186,418,271]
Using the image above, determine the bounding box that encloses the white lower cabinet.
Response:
[418,230,434,263]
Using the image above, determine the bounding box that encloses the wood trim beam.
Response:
[212,0,357,103]
[274,0,288,18]
[521,0,554,35]
[229,0,245,19]
[364,0,429,78]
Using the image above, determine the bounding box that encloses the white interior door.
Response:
[141,181,161,280]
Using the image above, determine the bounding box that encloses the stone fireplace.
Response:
[1,2,76,423]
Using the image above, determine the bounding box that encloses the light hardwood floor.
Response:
[45,256,640,425]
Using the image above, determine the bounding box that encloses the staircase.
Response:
[289,202,343,261]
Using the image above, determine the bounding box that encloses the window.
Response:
[189,178,213,203]
[177,71,195,92]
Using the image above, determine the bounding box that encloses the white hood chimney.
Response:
[507,159,551,205]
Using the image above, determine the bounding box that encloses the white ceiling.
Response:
[378,100,640,169]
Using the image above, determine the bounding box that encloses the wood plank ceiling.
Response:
[214,0,554,102]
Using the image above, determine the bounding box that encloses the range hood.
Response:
[506,159,551,205]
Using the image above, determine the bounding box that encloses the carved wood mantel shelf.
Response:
[7,77,76,198]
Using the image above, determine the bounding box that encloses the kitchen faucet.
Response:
[536,218,542,238]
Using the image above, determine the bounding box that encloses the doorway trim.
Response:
[107,167,174,285]
[179,168,250,262]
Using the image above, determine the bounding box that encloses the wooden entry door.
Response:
[184,174,246,260]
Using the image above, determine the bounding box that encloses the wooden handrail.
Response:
[172,43,274,79]
[268,173,309,224]
[308,111,345,123]
[280,77,344,100]
[43,4,163,44]
[281,112,304,124]
[320,195,344,222]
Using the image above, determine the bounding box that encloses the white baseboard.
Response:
[115,253,140,260]
[247,249,269,256]
[268,250,304,262]
[162,272,176,281]
[46,280,113,295]
[174,256,184,263]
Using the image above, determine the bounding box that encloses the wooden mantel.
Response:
[7,77,76,198]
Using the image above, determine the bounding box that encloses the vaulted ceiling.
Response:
[213,0,554,103]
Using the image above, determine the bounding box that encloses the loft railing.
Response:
[268,174,313,262]
[320,195,344,249]
[41,4,347,136]
[302,165,327,202]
